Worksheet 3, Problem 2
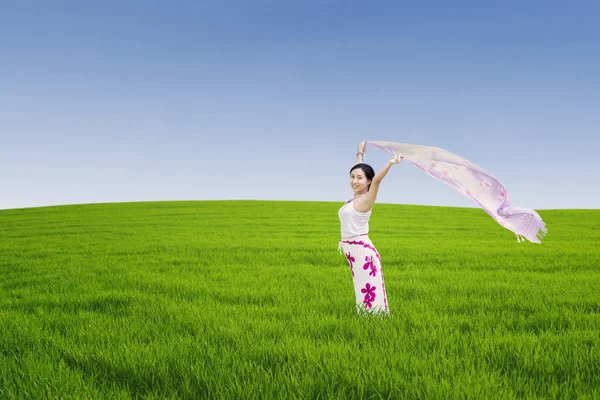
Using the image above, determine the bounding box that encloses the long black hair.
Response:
[350,163,375,190]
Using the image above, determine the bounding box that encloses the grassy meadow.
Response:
[1,200,599,399]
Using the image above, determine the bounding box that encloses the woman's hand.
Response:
[354,141,367,166]
[389,155,403,164]
[357,141,366,154]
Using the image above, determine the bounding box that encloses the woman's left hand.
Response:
[389,155,404,164]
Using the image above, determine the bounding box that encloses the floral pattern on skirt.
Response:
[339,236,389,314]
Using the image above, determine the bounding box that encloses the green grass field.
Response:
[1,200,599,399]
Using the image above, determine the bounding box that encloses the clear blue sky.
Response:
[1,1,598,210]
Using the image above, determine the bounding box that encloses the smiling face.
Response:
[349,167,371,194]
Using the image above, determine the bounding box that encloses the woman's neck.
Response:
[347,192,366,203]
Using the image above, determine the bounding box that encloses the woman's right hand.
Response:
[358,141,366,154]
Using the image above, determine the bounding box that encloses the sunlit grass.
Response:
[1,201,599,399]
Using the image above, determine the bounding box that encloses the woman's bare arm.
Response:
[354,141,366,165]
[353,155,403,213]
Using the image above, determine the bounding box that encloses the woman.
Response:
[338,141,403,314]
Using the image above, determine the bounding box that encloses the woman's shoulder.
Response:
[351,202,372,215]
[351,194,373,213]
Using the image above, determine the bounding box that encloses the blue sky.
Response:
[1,1,598,210]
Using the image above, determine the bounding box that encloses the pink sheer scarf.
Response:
[366,141,547,244]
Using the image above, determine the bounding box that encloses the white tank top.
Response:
[338,195,372,239]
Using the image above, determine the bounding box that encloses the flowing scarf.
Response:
[366,141,547,244]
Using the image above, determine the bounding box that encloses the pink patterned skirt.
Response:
[338,235,389,314]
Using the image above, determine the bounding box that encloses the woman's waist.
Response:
[340,233,370,242]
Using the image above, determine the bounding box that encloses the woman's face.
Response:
[349,168,371,193]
